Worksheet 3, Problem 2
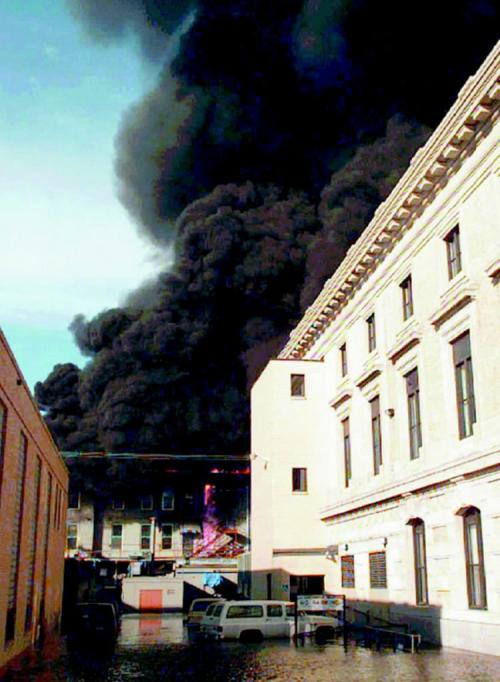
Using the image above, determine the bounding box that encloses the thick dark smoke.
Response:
[37,2,499,453]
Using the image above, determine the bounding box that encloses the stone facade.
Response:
[0,329,68,671]
[250,43,500,653]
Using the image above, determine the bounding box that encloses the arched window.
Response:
[408,518,428,605]
[458,507,487,609]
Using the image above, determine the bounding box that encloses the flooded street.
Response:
[2,615,500,682]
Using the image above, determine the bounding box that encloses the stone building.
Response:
[0,328,68,671]
[64,452,250,609]
[250,43,500,654]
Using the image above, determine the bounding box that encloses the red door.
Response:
[139,589,163,611]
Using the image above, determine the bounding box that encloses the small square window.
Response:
[290,374,305,397]
[367,314,376,352]
[112,497,125,510]
[292,467,307,492]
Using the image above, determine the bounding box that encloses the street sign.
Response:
[297,594,344,611]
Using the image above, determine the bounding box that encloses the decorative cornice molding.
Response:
[279,41,500,359]
[429,274,477,329]
[387,319,423,364]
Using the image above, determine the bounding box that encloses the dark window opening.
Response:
[401,275,414,320]
[463,508,487,609]
[370,397,382,475]
[342,418,351,488]
[406,369,422,459]
[291,373,305,397]
[292,467,307,492]
[367,314,376,352]
[452,332,476,439]
[445,225,462,279]
[340,344,348,377]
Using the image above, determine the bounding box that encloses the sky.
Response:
[0,0,165,390]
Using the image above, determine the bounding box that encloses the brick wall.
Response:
[0,328,68,671]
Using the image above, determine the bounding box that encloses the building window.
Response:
[68,489,80,509]
[111,524,123,550]
[140,523,151,550]
[452,332,476,439]
[140,494,153,511]
[5,432,28,643]
[162,524,173,550]
[406,369,422,460]
[412,520,428,605]
[340,344,348,377]
[445,225,462,279]
[367,314,376,352]
[291,373,305,397]
[161,489,175,510]
[341,555,355,588]
[342,417,351,488]
[292,467,307,492]
[400,275,414,320]
[370,397,382,475]
[112,497,125,510]
[183,532,195,557]
[463,508,487,609]
[369,551,387,589]
[0,400,6,498]
[67,523,78,550]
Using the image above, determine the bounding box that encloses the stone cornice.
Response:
[387,318,423,364]
[280,41,500,360]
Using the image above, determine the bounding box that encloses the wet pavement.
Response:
[2,614,500,681]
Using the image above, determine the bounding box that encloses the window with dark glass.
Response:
[68,488,80,510]
[5,432,28,643]
[367,314,376,352]
[445,226,462,279]
[370,397,382,475]
[340,344,348,377]
[406,369,422,459]
[67,523,78,550]
[292,467,307,492]
[463,508,487,609]
[162,524,173,550]
[400,275,414,320]
[341,555,355,588]
[369,551,387,589]
[162,489,175,510]
[291,373,305,397]
[112,497,125,510]
[140,494,153,510]
[342,417,351,488]
[140,523,151,550]
[452,332,476,439]
[111,524,122,550]
[0,400,6,498]
[412,520,428,605]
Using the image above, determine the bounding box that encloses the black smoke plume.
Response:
[38,2,498,452]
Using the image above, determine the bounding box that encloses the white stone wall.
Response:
[250,55,500,653]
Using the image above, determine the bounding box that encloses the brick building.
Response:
[0,328,68,671]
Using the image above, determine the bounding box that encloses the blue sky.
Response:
[0,1,165,390]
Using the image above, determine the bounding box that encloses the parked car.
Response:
[71,602,120,642]
[290,606,340,642]
[185,598,224,629]
[201,600,292,642]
